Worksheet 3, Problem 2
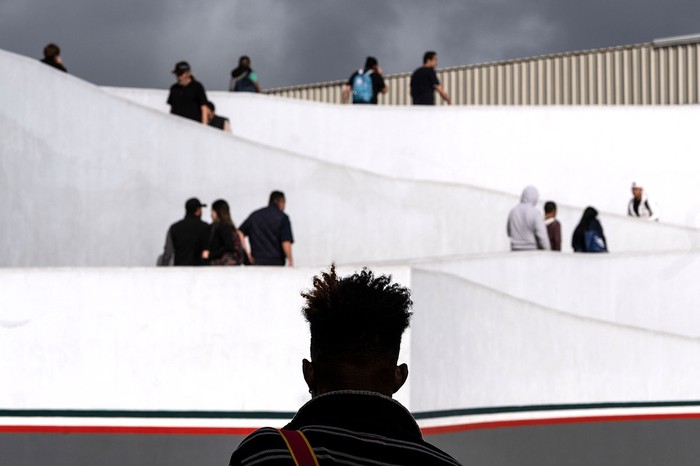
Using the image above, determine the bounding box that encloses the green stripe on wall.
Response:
[1,400,699,421]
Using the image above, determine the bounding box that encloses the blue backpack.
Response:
[584,230,607,253]
[352,69,373,103]
[231,70,257,93]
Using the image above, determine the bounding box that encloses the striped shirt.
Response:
[229,391,462,466]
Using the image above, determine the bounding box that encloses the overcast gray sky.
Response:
[1,0,699,90]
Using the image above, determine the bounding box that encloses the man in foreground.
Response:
[239,191,294,266]
[229,265,461,465]
[157,198,209,266]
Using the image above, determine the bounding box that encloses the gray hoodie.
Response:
[507,186,551,251]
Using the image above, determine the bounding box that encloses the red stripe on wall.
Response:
[2,412,700,436]
[421,412,700,435]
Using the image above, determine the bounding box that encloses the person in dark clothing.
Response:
[40,43,67,72]
[205,101,231,133]
[572,206,608,253]
[239,191,294,266]
[229,55,261,93]
[544,201,562,251]
[229,265,462,466]
[167,61,209,124]
[410,51,451,105]
[158,198,209,266]
[201,199,250,265]
[342,56,388,104]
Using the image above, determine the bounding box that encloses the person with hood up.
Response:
[507,186,551,251]
[572,206,608,253]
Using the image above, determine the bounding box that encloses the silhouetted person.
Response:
[572,206,608,253]
[544,201,562,251]
[229,55,261,93]
[40,43,67,72]
[158,198,209,266]
[167,61,209,125]
[342,56,388,104]
[229,265,462,465]
[410,51,451,105]
[239,191,294,266]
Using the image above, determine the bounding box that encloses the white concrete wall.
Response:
[410,267,700,411]
[104,87,700,230]
[415,251,700,338]
[0,266,412,411]
[2,263,698,413]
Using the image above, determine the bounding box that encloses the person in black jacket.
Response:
[202,199,251,265]
[572,206,608,253]
[158,198,209,266]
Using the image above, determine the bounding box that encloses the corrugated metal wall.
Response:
[265,41,700,105]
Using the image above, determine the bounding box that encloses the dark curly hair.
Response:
[301,264,412,370]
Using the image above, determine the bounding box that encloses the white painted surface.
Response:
[104,87,700,230]
[1,262,698,413]
[0,266,412,411]
[415,250,700,338]
[410,267,700,411]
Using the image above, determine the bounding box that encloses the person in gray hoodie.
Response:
[507,186,551,251]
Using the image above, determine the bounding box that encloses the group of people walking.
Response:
[507,182,658,253]
[166,49,452,128]
[158,191,293,267]
[40,42,453,132]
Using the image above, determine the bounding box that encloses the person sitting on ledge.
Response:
[229,264,461,465]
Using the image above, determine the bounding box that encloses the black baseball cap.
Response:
[185,197,206,212]
[172,61,191,75]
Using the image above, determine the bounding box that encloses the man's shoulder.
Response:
[412,66,432,75]
[229,427,289,465]
[172,216,208,229]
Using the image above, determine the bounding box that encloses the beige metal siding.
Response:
[265,41,700,105]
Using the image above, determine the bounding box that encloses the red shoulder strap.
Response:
[277,429,319,466]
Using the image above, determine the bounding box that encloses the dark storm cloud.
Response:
[1,0,699,90]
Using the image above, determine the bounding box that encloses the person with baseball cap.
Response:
[158,197,210,266]
[167,61,210,125]
[628,182,659,221]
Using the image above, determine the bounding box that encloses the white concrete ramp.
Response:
[2,48,699,268]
